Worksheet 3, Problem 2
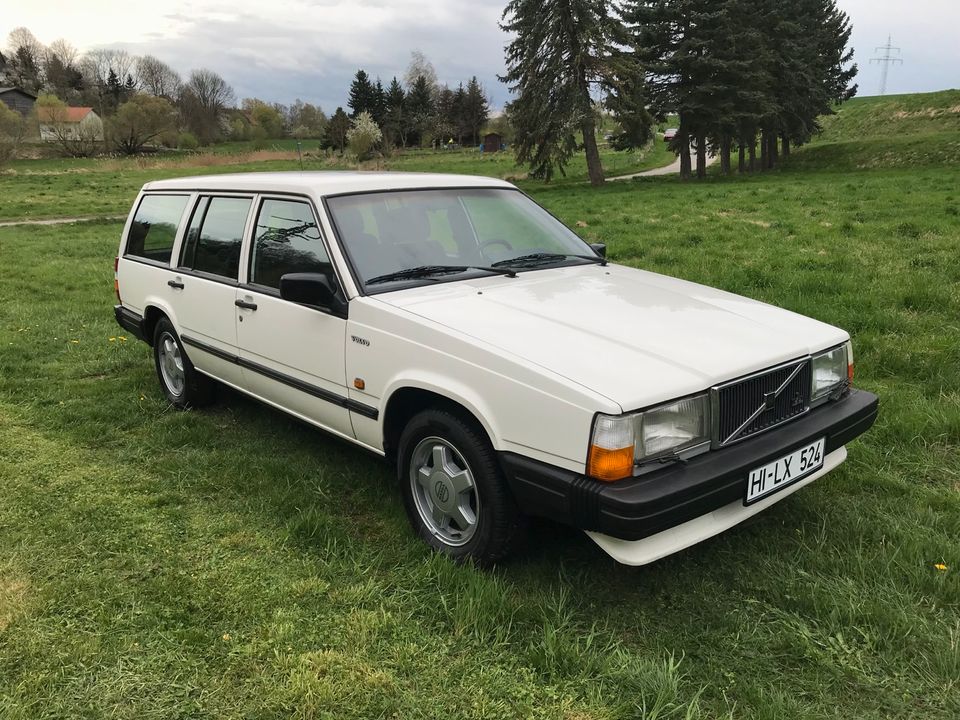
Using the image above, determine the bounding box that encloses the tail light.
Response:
[114,257,121,303]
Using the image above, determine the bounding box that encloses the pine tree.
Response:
[347,70,376,118]
[372,78,386,126]
[406,75,434,148]
[328,106,351,153]
[462,77,489,146]
[383,77,407,148]
[501,0,624,185]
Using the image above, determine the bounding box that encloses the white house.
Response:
[37,106,104,142]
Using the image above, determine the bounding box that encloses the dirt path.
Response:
[608,152,718,181]
[0,215,125,228]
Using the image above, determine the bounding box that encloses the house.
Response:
[37,106,104,142]
[0,87,37,117]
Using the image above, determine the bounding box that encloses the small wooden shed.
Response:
[482,132,503,153]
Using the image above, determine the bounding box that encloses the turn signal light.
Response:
[586,444,634,482]
[847,362,854,385]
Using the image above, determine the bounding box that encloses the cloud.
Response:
[112,0,510,111]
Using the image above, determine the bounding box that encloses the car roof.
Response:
[142,171,517,197]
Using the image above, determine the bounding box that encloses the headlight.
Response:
[587,394,710,481]
[811,343,851,401]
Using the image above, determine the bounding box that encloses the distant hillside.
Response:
[788,89,960,170]
[815,89,960,142]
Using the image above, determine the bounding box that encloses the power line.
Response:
[869,35,902,96]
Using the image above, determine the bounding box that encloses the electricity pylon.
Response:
[870,35,902,96]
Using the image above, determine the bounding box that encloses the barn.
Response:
[0,87,37,117]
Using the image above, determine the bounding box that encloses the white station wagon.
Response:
[114,172,878,565]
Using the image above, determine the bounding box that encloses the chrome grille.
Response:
[712,359,811,447]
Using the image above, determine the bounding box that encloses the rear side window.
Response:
[125,194,188,264]
[250,199,331,289]
[179,196,252,280]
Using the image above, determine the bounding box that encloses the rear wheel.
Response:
[398,408,523,565]
[152,318,214,409]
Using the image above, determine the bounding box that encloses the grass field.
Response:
[0,143,674,222]
[1,101,959,718]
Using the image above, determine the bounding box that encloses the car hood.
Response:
[373,263,848,411]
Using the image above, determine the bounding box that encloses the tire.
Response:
[152,317,214,409]
[397,408,524,565]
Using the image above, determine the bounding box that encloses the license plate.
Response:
[745,437,825,504]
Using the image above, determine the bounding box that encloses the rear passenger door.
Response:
[235,196,353,438]
[171,194,254,386]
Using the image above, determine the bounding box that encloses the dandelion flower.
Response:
[70,340,80,344]
[119,336,128,342]
[222,633,232,642]
[109,337,116,342]
[934,563,948,572]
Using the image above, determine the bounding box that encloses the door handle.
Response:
[235,299,258,311]
[167,279,184,289]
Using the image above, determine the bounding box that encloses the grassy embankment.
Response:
[0,91,958,718]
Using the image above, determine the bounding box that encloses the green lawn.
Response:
[0,143,958,718]
[0,143,674,221]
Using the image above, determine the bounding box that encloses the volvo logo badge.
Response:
[763,390,777,411]
[434,480,450,504]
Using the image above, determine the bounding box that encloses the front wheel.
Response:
[398,408,524,565]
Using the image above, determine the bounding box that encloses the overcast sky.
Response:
[4,0,958,111]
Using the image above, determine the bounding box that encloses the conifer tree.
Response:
[501,0,623,185]
[347,70,376,118]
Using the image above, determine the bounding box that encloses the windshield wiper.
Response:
[366,264,517,285]
[491,252,607,269]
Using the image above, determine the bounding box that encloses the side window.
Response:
[179,196,251,280]
[250,199,331,289]
[125,194,188,264]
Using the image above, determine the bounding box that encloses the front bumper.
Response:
[499,389,878,542]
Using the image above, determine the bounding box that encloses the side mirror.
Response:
[590,242,607,258]
[279,273,348,317]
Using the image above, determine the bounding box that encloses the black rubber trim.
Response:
[114,305,146,342]
[499,389,879,541]
[180,334,379,420]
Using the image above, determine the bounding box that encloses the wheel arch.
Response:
[381,381,499,463]
[141,299,179,346]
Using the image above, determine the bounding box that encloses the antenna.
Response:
[870,35,902,96]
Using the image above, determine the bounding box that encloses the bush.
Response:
[0,103,24,168]
[178,132,199,150]
[347,111,382,161]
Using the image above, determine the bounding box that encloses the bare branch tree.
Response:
[179,68,234,144]
[136,55,181,99]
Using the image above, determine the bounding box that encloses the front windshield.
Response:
[326,188,597,292]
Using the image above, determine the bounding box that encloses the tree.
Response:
[403,50,438,95]
[179,68,234,145]
[462,77,490,146]
[406,74,434,147]
[44,39,84,102]
[382,77,406,148]
[347,111,382,160]
[107,94,177,154]
[327,106,351,153]
[136,55,181,99]
[348,69,377,118]
[4,27,44,94]
[242,98,286,138]
[501,0,624,185]
[288,100,326,138]
[0,102,25,169]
